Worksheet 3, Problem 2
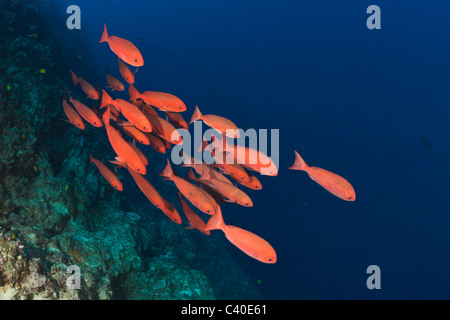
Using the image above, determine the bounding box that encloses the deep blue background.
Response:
[55,0,449,299]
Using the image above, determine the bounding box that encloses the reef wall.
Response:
[0,0,260,300]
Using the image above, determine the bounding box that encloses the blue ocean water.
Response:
[54,0,449,299]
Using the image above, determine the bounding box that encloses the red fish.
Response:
[62,91,85,129]
[185,169,228,204]
[159,160,216,215]
[67,92,103,127]
[129,140,149,166]
[106,67,125,91]
[70,70,100,100]
[204,206,277,264]
[103,107,146,174]
[165,111,189,130]
[212,152,250,182]
[118,122,150,145]
[200,168,253,207]
[101,90,152,132]
[160,199,182,224]
[207,136,278,176]
[288,150,356,201]
[145,114,182,144]
[118,57,137,84]
[89,154,123,191]
[190,105,239,138]
[229,171,262,190]
[99,24,144,67]
[127,167,165,211]
[177,192,210,235]
[147,133,167,154]
[136,99,159,118]
[129,85,186,112]
[182,154,234,186]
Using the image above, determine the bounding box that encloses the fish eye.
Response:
[143,126,146,130]
[207,210,210,213]
[94,122,97,125]
[114,186,117,189]
[137,168,140,172]
[156,204,159,207]
[268,258,272,262]
[245,203,249,206]
[348,196,352,200]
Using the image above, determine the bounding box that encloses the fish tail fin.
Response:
[59,118,72,124]
[100,89,114,109]
[288,150,308,171]
[100,23,109,43]
[185,169,197,181]
[159,159,175,180]
[189,105,203,124]
[66,89,74,104]
[102,106,111,127]
[70,70,78,86]
[204,206,225,231]
[109,157,127,168]
[88,153,95,163]
[133,67,139,75]
[199,167,212,182]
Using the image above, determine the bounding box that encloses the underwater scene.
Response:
[0,0,448,301]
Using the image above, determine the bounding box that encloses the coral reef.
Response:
[0,0,260,300]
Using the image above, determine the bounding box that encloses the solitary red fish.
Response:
[99,24,144,67]
[288,150,356,201]
[204,206,277,264]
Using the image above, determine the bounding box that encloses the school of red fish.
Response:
[61,24,356,264]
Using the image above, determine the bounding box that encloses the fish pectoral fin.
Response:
[59,118,72,124]
[117,121,135,127]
